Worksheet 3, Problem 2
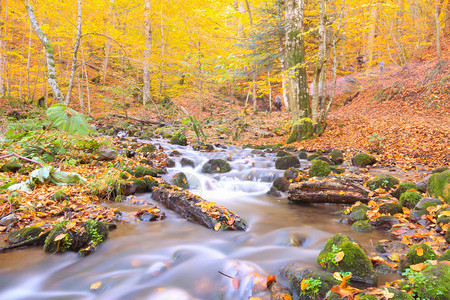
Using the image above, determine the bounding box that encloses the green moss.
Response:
[379,202,403,215]
[352,153,377,167]
[133,178,148,193]
[7,226,44,244]
[392,181,417,199]
[438,249,450,262]
[402,264,450,300]
[405,243,436,268]
[119,172,129,179]
[133,165,157,177]
[202,159,231,173]
[352,220,374,232]
[275,156,301,170]
[399,191,423,208]
[140,145,156,155]
[1,162,23,173]
[353,203,371,212]
[330,149,344,165]
[316,233,377,284]
[446,230,450,243]
[357,295,377,300]
[51,189,69,202]
[432,166,449,174]
[366,174,399,191]
[307,153,321,161]
[309,159,331,177]
[284,168,300,180]
[143,177,158,191]
[170,132,187,146]
[427,170,450,203]
[349,209,368,222]
[172,172,189,189]
[298,151,308,159]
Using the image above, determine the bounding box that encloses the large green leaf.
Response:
[46,104,94,136]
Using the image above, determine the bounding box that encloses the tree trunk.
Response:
[366,2,378,70]
[268,69,272,112]
[252,75,257,112]
[64,0,82,106]
[285,0,309,123]
[143,0,152,105]
[0,3,5,97]
[26,4,64,103]
[435,0,442,62]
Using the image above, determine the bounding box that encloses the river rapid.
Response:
[0,141,389,300]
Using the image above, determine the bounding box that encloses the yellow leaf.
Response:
[439,210,450,217]
[410,263,427,271]
[333,272,343,281]
[90,281,102,290]
[389,253,400,262]
[382,289,395,299]
[214,222,221,231]
[300,279,308,291]
[402,207,410,214]
[335,251,345,263]
[66,222,76,230]
[54,233,66,242]
[416,246,423,256]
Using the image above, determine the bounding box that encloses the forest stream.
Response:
[0,141,398,300]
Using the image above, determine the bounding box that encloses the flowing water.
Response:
[0,142,390,300]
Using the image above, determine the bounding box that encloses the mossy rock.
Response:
[353,203,371,212]
[51,189,69,202]
[192,141,214,151]
[432,166,449,174]
[281,263,340,300]
[133,165,158,177]
[316,156,335,166]
[416,181,427,193]
[384,288,414,300]
[1,162,23,173]
[427,170,450,203]
[180,158,195,168]
[43,220,109,254]
[132,178,148,193]
[372,215,399,230]
[446,230,450,243]
[166,158,175,168]
[170,132,187,146]
[275,156,300,170]
[276,150,292,157]
[143,177,158,191]
[392,181,417,199]
[7,226,44,244]
[366,174,399,191]
[330,165,345,174]
[379,202,403,215]
[357,295,377,300]
[403,264,450,300]
[306,153,321,161]
[399,191,423,209]
[173,172,189,189]
[316,233,377,284]
[272,177,290,192]
[437,208,450,225]
[309,159,331,177]
[438,249,450,262]
[352,153,377,167]
[284,168,300,181]
[414,197,442,210]
[139,145,156,155]
[202,159,231,173]
[352,220,374,232]
[266,186,281,197]
[330,149,344,165]
[348,209,368,222]
[298,151,308,160]
[139,159,155,167]
[405,243,436,268]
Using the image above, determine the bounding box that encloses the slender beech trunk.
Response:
[159,2,165,98]
[0,2,5,97]
[252,75,256,112]
[277,1,289,110]
[435,0,441,62]
[102,1,113,84]
[26,22,32,101]
[366,2,378,70]
[64,0,82,105]
[26,4,64,103]
[143,0,152,105]
[268,69,272,112]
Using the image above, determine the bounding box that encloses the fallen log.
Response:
[152,185,247,231]
[288,180,370,204]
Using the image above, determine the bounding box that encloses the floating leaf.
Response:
[90,281,102,290]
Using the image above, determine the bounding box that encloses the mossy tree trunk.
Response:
[26,3,64,103]
[285,0,310,125]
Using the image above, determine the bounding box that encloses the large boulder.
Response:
[352,153,377,167]
[309,159,331,177]
[330,149,344,165]
[392,181,417,199]
[172,172,190,189]
[272,177,290,192]
[170,132,187,146]
[98,145,118,161]
[379,202,403,215]
[202,159,231,173]
[402,264,450,300]
[275,156,300,170]
[399,191,423,209]
[180,158,195,168]
[316,233,377,284]
[404,243,436,269]
[427,170,450,203]
[7,226,44,244]
[365,174,399,191]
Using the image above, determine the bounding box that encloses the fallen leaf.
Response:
[53,233,66,242]
[90,281,102,290]
[300,278,308,291]
[410,263,427,271]
[266,274,276,288]
[335,251,345,263]
[214,222,221,231]
[232,277,240,290]
[388,253,400,262]
[416,246,423,256]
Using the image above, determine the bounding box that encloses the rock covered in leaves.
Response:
[309,159,331,177]
[316,233,377,284]
[379,202,403,215]
[427,170,450,203]
[135,206,166,222]
[275,156,300,170]
[352,153,377,167]
[404,243,436,268]
[98,145,118,161]
[201,159,231,173]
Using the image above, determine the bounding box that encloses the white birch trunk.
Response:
[26,4,64,103]
[143,0,152,105]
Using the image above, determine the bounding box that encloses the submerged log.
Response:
[288,180,370,204]
[152,186,247,231]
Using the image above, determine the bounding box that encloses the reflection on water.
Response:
[0,142,389,299]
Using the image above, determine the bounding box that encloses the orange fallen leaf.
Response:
[90,281,102,290]
[409,263,427,271]
[266,274,276,288]
[300,279,308,291]
[416,246,423,256]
